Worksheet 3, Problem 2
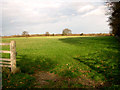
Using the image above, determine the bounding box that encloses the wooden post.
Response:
[10,41,16,73]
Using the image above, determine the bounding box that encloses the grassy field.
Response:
[1,36,120,88]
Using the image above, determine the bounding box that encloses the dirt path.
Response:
[33,71,61,88]
[33,71,105,88]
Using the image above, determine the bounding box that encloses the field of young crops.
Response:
[1,36,120,88]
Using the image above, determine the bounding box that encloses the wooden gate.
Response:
[0,41,16,73]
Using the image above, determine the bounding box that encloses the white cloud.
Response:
[81,6,106,17]
[2,0,109,36]
[77,5,94,13]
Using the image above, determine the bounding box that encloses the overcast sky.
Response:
[1,0,110,36]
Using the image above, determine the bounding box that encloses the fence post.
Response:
[10,41,16,73]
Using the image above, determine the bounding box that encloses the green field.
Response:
[1,36,120,88]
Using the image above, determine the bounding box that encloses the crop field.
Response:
[1,36,120,88]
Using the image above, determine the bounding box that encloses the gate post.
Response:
[10,41,16,73]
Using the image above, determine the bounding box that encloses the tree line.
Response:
[22,28,73,37]
[20,29,110,38]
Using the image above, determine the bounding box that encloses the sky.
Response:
[1,0,110,36]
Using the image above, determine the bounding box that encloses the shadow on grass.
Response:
[73,53,120,89]
[59,36,120,88]
[74,54,120,83]
[16,55,58,74]
[2,55,58,88]
[59,36,120,48]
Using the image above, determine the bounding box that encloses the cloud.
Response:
[2,0,109,36]
[81,6,106,17]
[77,5,94,13]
